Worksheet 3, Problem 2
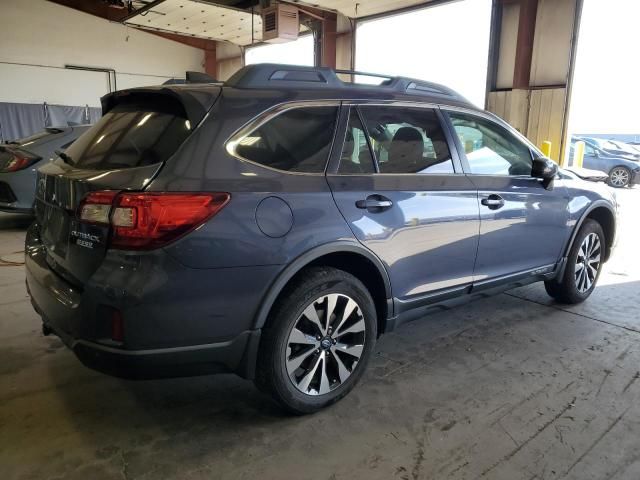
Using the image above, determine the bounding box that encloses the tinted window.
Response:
[449,112,532,175]
[359,106,454,174]
[338,108,375,174]
[235,106,338,173]
[64,103,191,170]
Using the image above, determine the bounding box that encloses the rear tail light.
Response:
[78,191,230,250]
[79,191,118,224]
[0,147,41,173]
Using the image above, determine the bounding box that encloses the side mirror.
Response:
[531,156,558,190]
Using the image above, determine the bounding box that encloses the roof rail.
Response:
[225,63,467,102]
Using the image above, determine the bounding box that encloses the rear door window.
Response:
[234,106,338,173]
[358,106,454,174]
[63,103,191,170]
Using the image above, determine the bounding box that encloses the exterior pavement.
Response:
[1,187,639,480]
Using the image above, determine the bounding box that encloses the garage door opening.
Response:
[565,0,640,175]
[245,35,314,67]
[355,0,492,108]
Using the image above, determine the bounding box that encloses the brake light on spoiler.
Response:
[78,191,230,250]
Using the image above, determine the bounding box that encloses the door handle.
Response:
[356,195,393,212]
[481,194,505,210]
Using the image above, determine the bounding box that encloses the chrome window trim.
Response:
[342,100,439,109]
[440,105,542,156]
[225,100,342,176]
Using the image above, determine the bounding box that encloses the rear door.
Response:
[34,88,218,286]
[327,104,480,306]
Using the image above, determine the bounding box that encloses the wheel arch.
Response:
[609,164,632,174]
[565,201,616,262]
[252,242,393,335]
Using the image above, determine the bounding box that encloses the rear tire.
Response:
[255,267,377,414]
[544,219,605,304]
[608,166,631,188]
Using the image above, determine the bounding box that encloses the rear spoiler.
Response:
[100,84,221,127]
[163,71,220,85]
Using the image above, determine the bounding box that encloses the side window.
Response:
[338,108,375,174]
[448,112,533,176]
[359,106,454,174]
[585,144,596,156]
[234,106,338,173]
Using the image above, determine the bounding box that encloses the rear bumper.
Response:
[0,169,37,212]
[0,206,33,214]
[25,223,272,380]
[38,311,260,380]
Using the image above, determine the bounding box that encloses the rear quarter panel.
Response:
[150,91,357,269]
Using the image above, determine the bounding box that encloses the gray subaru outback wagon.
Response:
[26,64,617,413]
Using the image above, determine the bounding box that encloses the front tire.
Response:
[544,219,605,304]
[608,166,631,188]
[255,267,377,414]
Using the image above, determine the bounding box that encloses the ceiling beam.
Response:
[48,0,131,22]
[120,0,166,22]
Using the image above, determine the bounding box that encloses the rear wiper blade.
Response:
[55,150,73,165]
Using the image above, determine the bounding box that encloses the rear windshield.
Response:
[63,102,190,170]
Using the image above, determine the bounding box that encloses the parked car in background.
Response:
[570,139,640,188]
[607,139,640,157]
[26,64,617,413]
[0,126,91,213]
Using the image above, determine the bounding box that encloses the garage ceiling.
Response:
[124,0,263,45]
[123,0,435,46]
[295,0,433,18]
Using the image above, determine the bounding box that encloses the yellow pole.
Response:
[573,141,585,168]
[540,140,552,159]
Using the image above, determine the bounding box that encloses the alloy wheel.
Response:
[285,293,366,396]
[610,168,629,187]
[575,232,601,293]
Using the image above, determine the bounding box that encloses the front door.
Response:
[444,110,570,283]
[327,105,480,304]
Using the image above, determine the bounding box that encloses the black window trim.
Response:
[225,100,341,176]
[334,101,464,176]
[441,106,540,179]
[334,105,379,175]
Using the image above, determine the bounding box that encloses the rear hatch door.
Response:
[34,85,221,287]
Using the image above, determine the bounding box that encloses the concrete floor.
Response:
[1,188,639,480]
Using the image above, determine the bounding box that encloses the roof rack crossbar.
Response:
[334,69,394,80]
